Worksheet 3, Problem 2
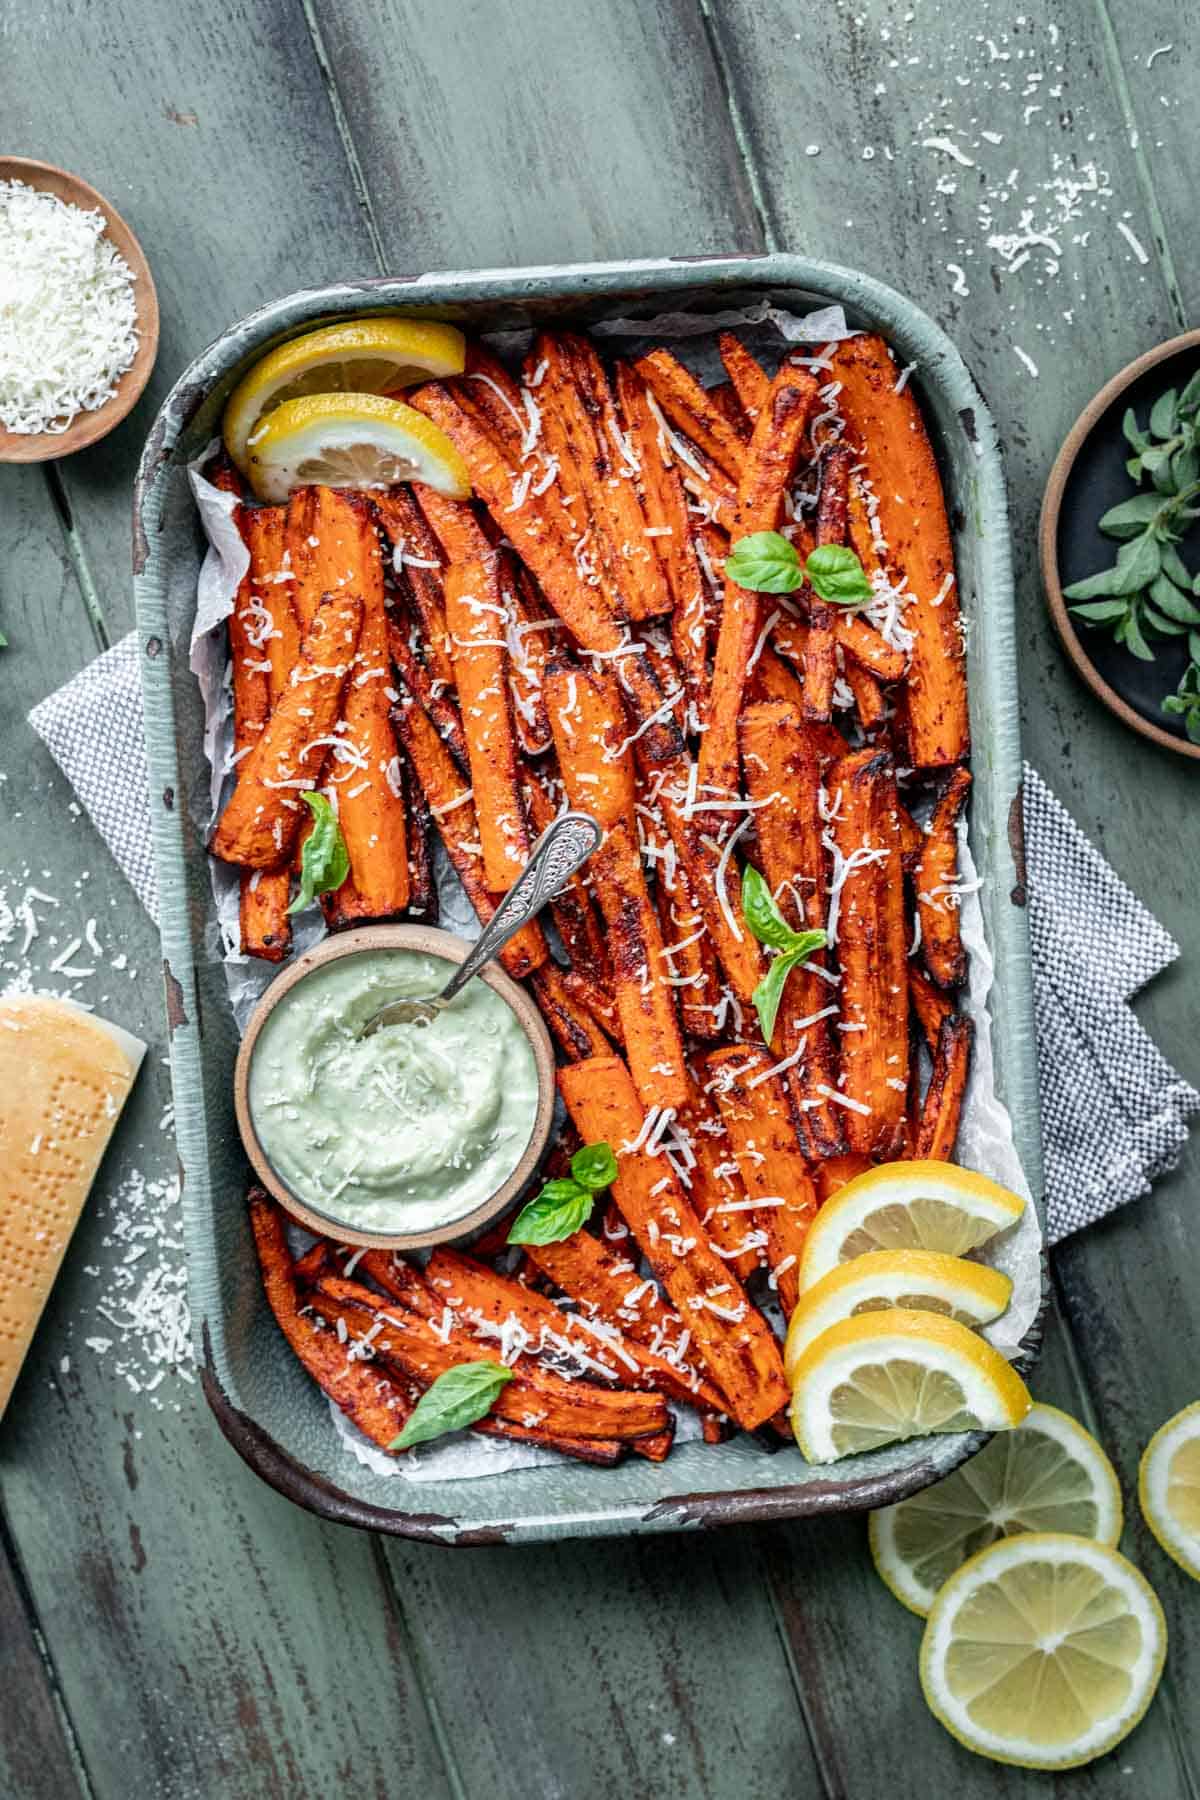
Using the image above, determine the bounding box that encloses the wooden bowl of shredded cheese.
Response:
[0,156,159,462]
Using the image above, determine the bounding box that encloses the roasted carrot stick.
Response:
[814,1153,872,1203]
[443,555,529,890]
[803,446,856,723]
[409,482,491,564]
[530,962,613,1061]
[559,1056,789,1431]
[718,333,769,422]
[521,764,610,989]
[505,564,557,756]
[560,966,623,1046]
[699,365,819,804]
[648,766,765,1008]
[522,1231,698,1371]
[844,659,887,731]
[386,610,468,767]
[372,486,456,691]
[633,349,747,480]
[832,335,968,767]
[392,697,547,979]
[915,766,972,989]
[394,743,436,922]
[827,747,910,1155]
[229,505,294,960]
[210,586,361,868]
[655,855,721,1039]
[409,383,625,652]
[704,1045,818,1317]
[909,964,953,1055]
[546,663,688,1114]
[915,1014,974,1160]
[709,379,750,434]
[678,1076,761,1283]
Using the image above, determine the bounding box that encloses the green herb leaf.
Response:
[751,930,829,1046]
[1112,534,1162,594]
[0,628,8,649]
[725,530,805,594]
[1161,544,1193,588]
[804,544,874,606]
[1149,574,1200,624]
[570,1142,618,1192]
[1068,598,1132,623]
[1063,566,1128,602]
[1173,447,1199,492]
[1098,494,1162,539]
[507,1179,595,1246]
[391,1361,515,1451]
[741,863,800,951]
[1150,388,1179,439]
[1122,406,1149,452]
[1123,603,1156,662]
[1179,369,1200,416]
[1143,606,1187,637]
[288,792,350,914]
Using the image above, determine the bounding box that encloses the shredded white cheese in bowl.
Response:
[0,178,140,435]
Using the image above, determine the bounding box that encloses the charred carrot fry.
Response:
[521,764,610,989]
[815,1154,873,1203]
[229,505,294,959]
[832,336,968,767]
[718,333,769,422]
[505,564,557,755]
[633,349,747,480]
[560,966,622,1046]
[559,1056,789,1431]
[655,856,721,1040]
[456,344,530,455]
[699,365,819,804]
[409,383,625,652]
[896,799,924,866]
[914,766,972,989]
[531,962,613,1061]
[827,747,910,1155]
[709,379,750,434]
[834,611,907,683]
[386,610,468,767]
[546,663,688,1114]
[916,1014,974,1160]
[523,1231,698,1370]
[844,659,887,732]
[291,1238,331,1286]
[443,555,530,890]
[738,700,846,1161]
[909,964,953,1055]
[211,586,361,868]
[392,697,547,979]
[802,447,853,724]
[704,1046,818,1316]
[678,1077,761,1283]
[409,482,491,564]
[647,766,765,1008]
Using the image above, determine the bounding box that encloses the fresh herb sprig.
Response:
[288,791,350,913]
[1162,649,1200,744]
[506,1141,618,1246]
[1064,372,1200,665]
[390,1361,514,1451]
[741,865,828,1046]
[726,531,874,606]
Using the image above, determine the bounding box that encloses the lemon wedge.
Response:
[1139,1399,1200,1582]
[789,1310,1030,1464]
[798,1161,1025,1292]
[223,318,465,471]
[784,1250,1012,1383]
[870,1402,1123,1615]
[920,1533,1166,1769]
[243,393,471,504]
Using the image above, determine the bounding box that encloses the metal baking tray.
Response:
[134,254,1044,1544]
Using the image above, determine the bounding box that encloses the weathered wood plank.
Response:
[0,1533,86,1800]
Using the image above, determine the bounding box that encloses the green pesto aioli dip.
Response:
[249,950,538,1233]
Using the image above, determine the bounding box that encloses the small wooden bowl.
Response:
[234,924,556,1251]
[0,157,160,462]
[1040,327,1200,760]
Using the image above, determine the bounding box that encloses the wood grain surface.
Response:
[0,1,1197,1795]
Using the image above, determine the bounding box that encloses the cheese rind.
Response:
[0,995,144,1415]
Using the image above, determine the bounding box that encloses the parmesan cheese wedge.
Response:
[0,995,144,1416]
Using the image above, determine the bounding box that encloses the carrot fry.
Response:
[844,659,887,731]
[718,333,769,422]
[443,555,530,890]
[835,611,907,683]
[914,766,972,989]
[229,504,294,960]
[505,564,557,755]
[546,664,687,1113]
[558,1056,789,1431]
[392,697,546,979]
[291,1238,331,1286]
[648,766,765,1007]
[521,765,610,988]
[531,962,613,1061]
[456,344,530,456]
[709,379,749,434]
[815,1154,873,1203]
[833,336,968,767]
[211,586,361,868]
[678,1077,761,1283]
[523,1231,698,1370]
[386,611,468,767]
[560,966,623,1046]
[916,1014,974,1160]
[409,482,491,564]
[655,856,721,1039]
[371,486,456,690]
[827,748,910,1155]
[909,964,953,1055]
[699,365,819,804]
[801,447,853,724]
[633,349,747,480]
[409,383,625,652]
[738,700,846,1160]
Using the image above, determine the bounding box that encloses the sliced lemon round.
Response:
[870,1402,1123,1615]
[784,1250,1012,1384]
[223,318,466,471]
[798,1161,1025,1293]
[920,1533,1166,1769]
[244,393,471,504]
[789,1309,1030,1465]
[1139,1399,1200,1583]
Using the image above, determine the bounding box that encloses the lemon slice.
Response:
[784,1250,1012,1383]
[1139,1400,1200,1582]
[789,1310,1030,1464]
[223,319,465,471]
[798,1161,1025,1293]
[244,393,471,504]
[920,1533,1166,1769]
[870,1402,1123,1615]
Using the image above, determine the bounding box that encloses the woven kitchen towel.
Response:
[26,634,1198,1242]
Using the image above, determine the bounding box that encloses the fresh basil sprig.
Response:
[507,1142,618,1246]
[726,531,873,606]
[390,1360,514,1451]
[288,791,350,913]
[741,865,828,1046]
[1065,372,1200,661]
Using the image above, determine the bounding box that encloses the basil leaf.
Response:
[570,1142,618,1192]
[751,931,828,1046]
[391,1361,514,1451]
[288,792,350,914]
[1150,387,1179,439]
[1098,494,1162,539]
[507,1180,595,1246]
[1063,566,1127,601]
[1068,599,1131,623]
[741,863,799,951]
[804,544,874,606]
[725,530,805,594]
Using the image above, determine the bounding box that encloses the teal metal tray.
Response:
[134,255,1044,1543]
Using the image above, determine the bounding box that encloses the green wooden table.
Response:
[2,2,1197,1793]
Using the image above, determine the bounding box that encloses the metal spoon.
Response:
[358,810,603,1035]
